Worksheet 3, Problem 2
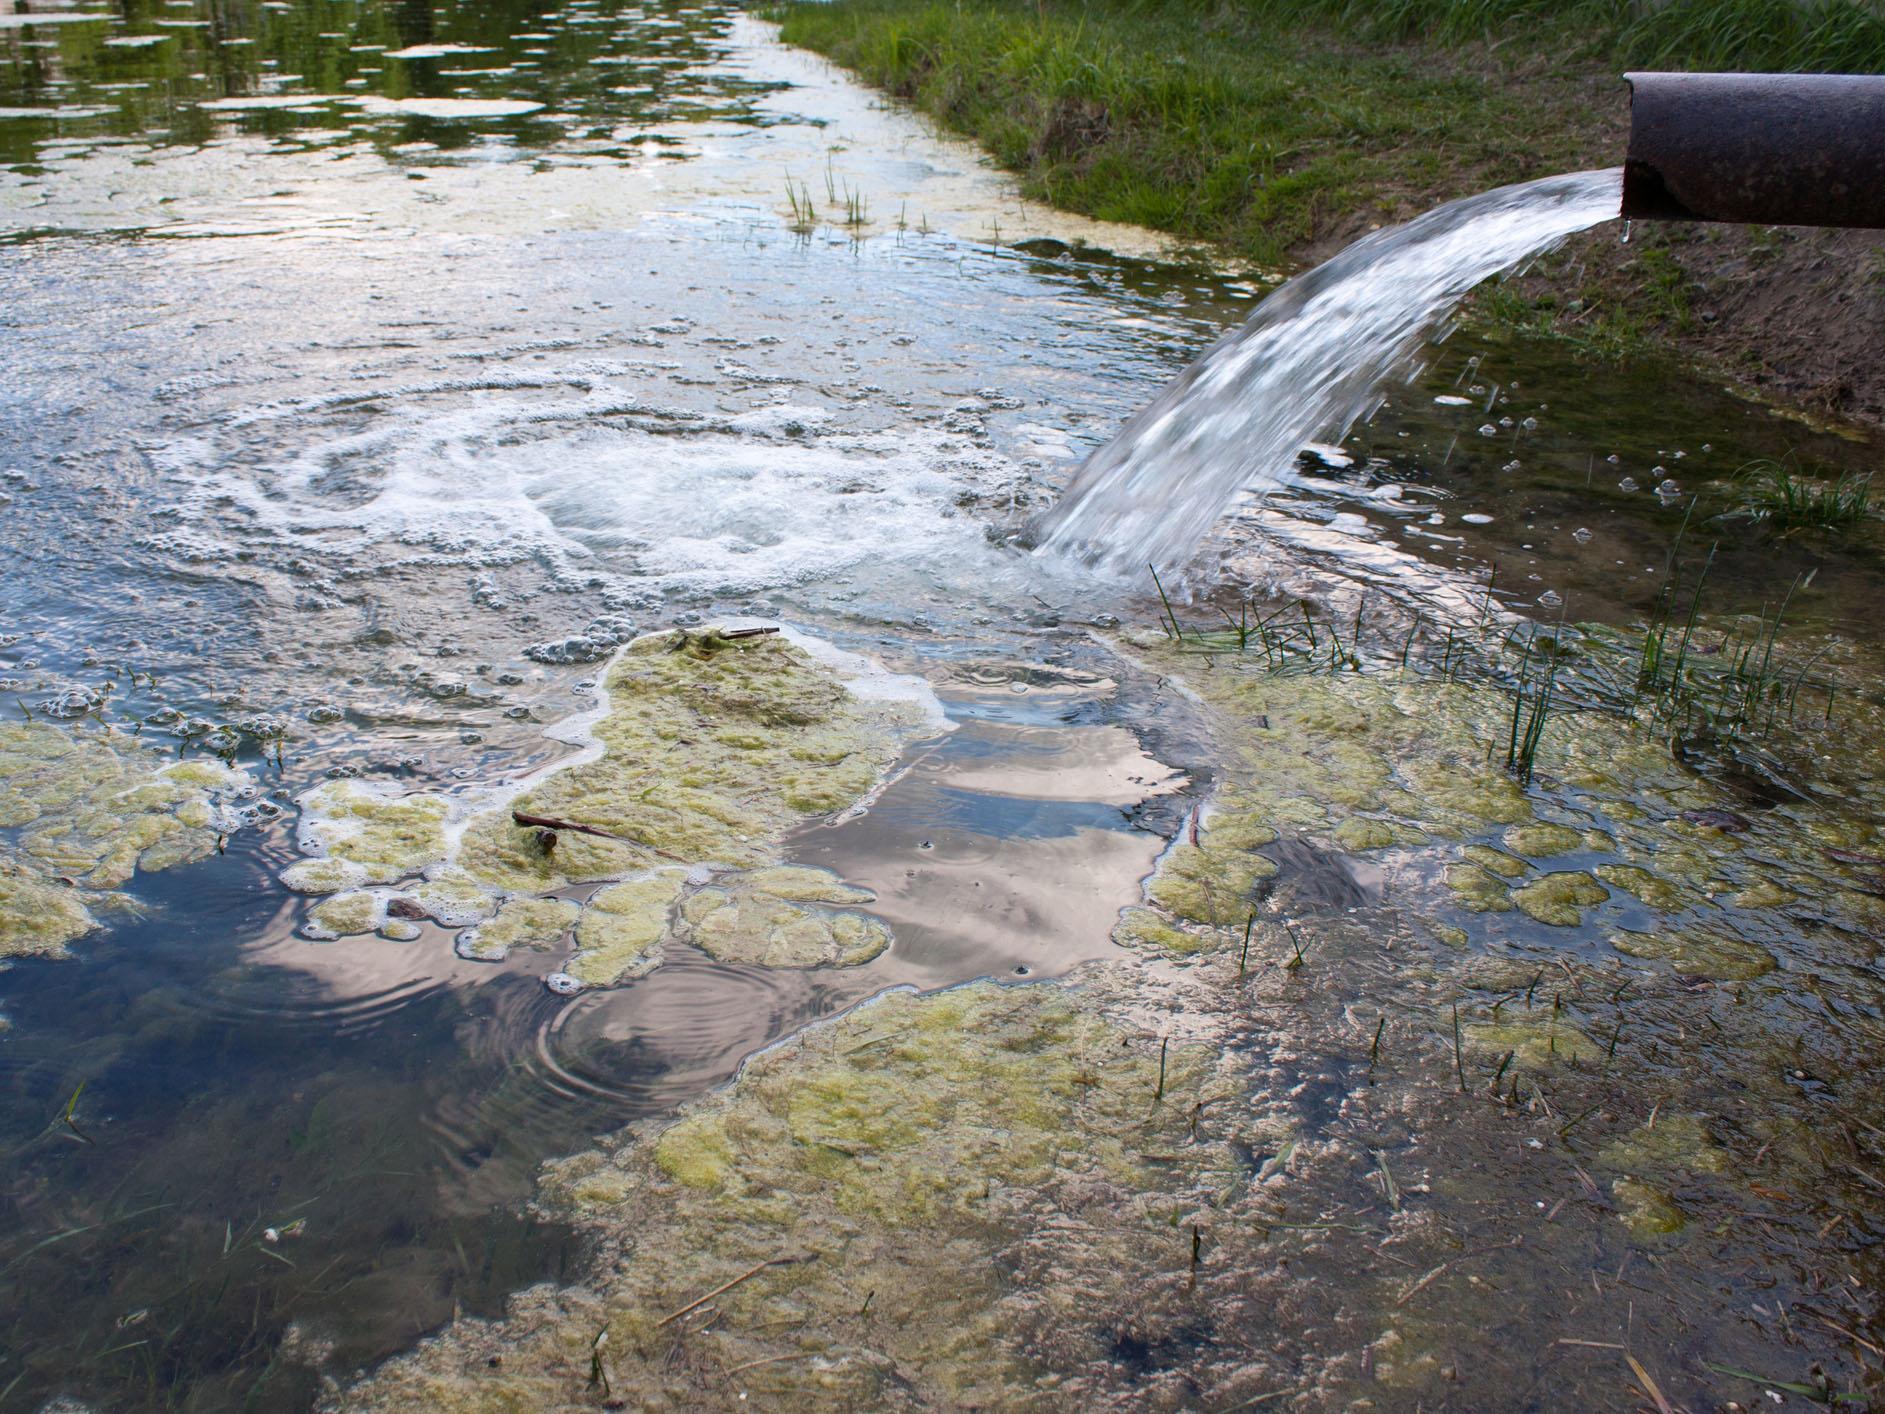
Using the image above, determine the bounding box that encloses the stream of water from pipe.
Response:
[1035,168,1626,579]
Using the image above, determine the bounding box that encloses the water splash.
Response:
[1033,169,1625,579]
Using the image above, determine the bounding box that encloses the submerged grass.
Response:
[1727,457,1876,530]
[1152,505,1842,788]
[774,0,1885,271]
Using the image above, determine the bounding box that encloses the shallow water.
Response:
[4,0,1884,1408]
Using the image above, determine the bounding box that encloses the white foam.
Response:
[0,12,111,27]
[347,96,542,119]
[380,43,497,58]
[771,624,950,735]
[199,95,343,111]
[0,105,113,119]
[163,388,1029,607]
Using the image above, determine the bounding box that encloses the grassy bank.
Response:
[775,0,1885,267]
[774,0,1885,418]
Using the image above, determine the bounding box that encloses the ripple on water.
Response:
[528,950,831,1111]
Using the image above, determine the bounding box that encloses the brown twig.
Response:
[511,810,627,842]
[1626,1353,1675,1414]
[724,1351,809,1376]
[510,810,686,862]
[657,1255,810,1328]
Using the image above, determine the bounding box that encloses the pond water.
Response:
[4,1,1883,1410]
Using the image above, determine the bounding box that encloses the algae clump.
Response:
[1334,817,1398,851]
[280,629,927,988]
[1502,822,1586,858]
[298,782,449,885]
[456,629,925,892]
[1593,863,1689,912]
[1598,1113,1726,1176]
[0,855,99,958]
[281,857,370,896]
[457,897,581,962]
[678,868,891,969]
[568,869,688,986]
[1445,862,1513,912]
[1146,841,1277,926]
[1613,1177,1686,1238]
[1610,927,1775,980]
[340,981,1245,1410]
[1114,905,1214,956]
[305,890,382,940]
[1463,844,1530,879]
[1464,1017,1600,1069]
[1511,871,1608,926]
[0,720,251,958]
[1423,918,1469,949]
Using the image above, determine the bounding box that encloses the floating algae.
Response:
[335,979,1253,1409]
[1593,863,1690,912]
[1445,862,1514,912]
[1113,905,1214,956]
[455,897,582,962]
[1612,1177,1687,1238]
[297,782,450,885]
[0,719,252,958]
[405,871,500,927]
[567,869,689,986]
[281,857,371,895]
[0,854,97,957]
[1145,839,1278,927]
[1609,926,1775,980]
[1101,636,1863,969]
[1424,919,1470,949]
[1510,871,1608,927]
[677,867,890,970]
[1730,879,1796,910]
[1463,1017,1600,1069]
[282,627,940,986]
[306,890,383,940]
[1332,817,1399,851]
[1501,821,1587,858]
[1597,1113,1727,1176]
[1462,844,1530,879]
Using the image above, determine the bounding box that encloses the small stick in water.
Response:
[1452,1003,1467,1091]
[1490,1049,1515,1096]
[657,1255,810,1328]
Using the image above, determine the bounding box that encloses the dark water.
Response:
[5,0,1883,1407]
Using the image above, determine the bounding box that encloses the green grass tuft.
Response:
[1727,458,1875,530]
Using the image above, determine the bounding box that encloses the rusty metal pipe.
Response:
[1622,71,1885,229]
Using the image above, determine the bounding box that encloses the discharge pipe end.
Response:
[1623,71,1885,229]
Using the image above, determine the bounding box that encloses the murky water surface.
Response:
[4,1,1883,1409]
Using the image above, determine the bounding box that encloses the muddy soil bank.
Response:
[1492,220,1885,428]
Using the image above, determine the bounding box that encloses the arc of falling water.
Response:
[1032,169,1625,582]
